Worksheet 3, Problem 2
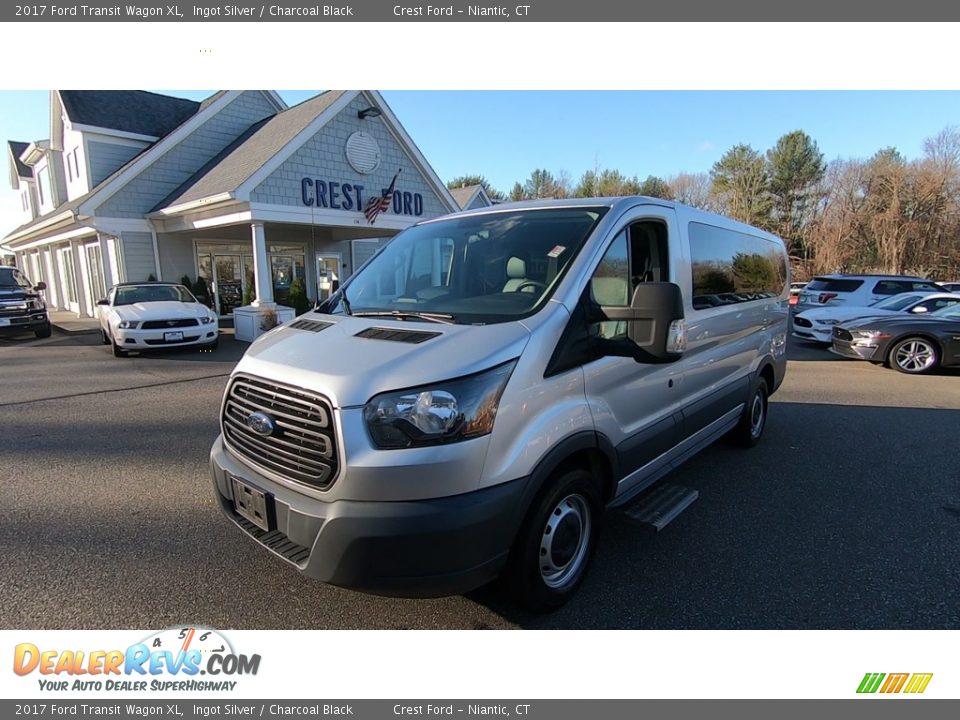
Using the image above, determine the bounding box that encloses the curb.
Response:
[51,323,100,336]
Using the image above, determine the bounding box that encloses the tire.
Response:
[111,333,127,358]
[728,376,769,448]
[206,338,219,351]
[34,323,52,339]
[502,468,602,612]
[100,328,110,345]
[888,337,939,375]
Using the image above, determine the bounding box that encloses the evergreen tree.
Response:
[711,144,773,227]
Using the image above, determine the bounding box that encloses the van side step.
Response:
[619,483,699,531]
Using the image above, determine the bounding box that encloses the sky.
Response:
[2,89,960,238]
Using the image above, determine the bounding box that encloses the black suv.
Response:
[0,266,51,339]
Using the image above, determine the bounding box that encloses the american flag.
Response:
[364,169,401,224]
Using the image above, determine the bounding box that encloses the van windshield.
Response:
[332,207,608,324]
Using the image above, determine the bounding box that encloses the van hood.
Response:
[236,313,533,408]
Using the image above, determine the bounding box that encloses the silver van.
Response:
[210,197,789,610]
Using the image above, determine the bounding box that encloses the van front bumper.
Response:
[210,436,529,598]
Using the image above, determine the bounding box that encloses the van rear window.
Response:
[688,222,787,310]
[806,278,864,292]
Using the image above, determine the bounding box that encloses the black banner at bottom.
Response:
[2,700,957,720]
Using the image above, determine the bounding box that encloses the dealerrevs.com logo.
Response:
[857,673,933,694]
[13,627,261,692]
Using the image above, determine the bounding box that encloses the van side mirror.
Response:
[595,282,686,363]
[34,282,46,291]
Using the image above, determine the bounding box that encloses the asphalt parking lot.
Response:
[1,330,958,629]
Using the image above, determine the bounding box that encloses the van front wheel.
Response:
[504,468,601,611]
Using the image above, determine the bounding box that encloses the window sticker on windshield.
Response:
[547,245,566,258]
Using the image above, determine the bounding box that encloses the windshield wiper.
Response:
[352,310,456,325]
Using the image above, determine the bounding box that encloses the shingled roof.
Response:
[8,141,32,180]
[449,184,483,209]
[154,91,346,211]
[59,90,201,138]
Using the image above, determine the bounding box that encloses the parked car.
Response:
[792,291,960,343]
[788,281,807,307]
[795,274,944,313]
[96,282,219,357]
[209,197,789,610]
[0,266,50,339]
[938,281,960,293]
[831,302,960,374]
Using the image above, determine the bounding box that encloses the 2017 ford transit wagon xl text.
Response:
[210,197,789,610]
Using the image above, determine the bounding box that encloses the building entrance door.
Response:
[214,254,244,316]
[315,253,342,303]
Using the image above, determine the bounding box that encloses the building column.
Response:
[69,240,85,316]
[98,233,114,290]
[250,221,274,306]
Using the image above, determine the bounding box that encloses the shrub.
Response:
[192,277,212,308]
[259,308,278,331]
[288,278,310,316]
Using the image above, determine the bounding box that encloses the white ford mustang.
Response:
[96,282,219,357]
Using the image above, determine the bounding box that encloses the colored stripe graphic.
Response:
[857,673,885,693]
[880,673,909,693]
[857,672,933,694]
[903,673,933,694]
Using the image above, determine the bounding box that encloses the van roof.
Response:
[434,196,782,240]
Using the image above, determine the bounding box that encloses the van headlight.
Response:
[363,360,517,449]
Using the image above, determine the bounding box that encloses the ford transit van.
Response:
[210,197,789,610]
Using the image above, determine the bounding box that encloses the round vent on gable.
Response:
[345,132,381,175]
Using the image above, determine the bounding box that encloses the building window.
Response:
[72,148,80,180]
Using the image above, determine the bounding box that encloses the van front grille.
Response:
[222,375,338,489]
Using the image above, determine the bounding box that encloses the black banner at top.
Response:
[3,0,956,21]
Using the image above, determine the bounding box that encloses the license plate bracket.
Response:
[164,330,184,342]
[230,476,274,531]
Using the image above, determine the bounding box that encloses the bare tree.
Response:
[667,172,715,211]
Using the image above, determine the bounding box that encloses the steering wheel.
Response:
[513,280,548,293]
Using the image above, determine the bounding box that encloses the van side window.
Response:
[629,221,670,287]
[589,220,671,340]
[689,222,786,310]
[590,231,629,340]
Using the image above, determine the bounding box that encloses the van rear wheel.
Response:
[503,468,601,611]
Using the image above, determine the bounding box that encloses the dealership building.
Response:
[3,90,488,324]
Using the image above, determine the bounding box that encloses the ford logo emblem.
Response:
[245,411,276,437]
